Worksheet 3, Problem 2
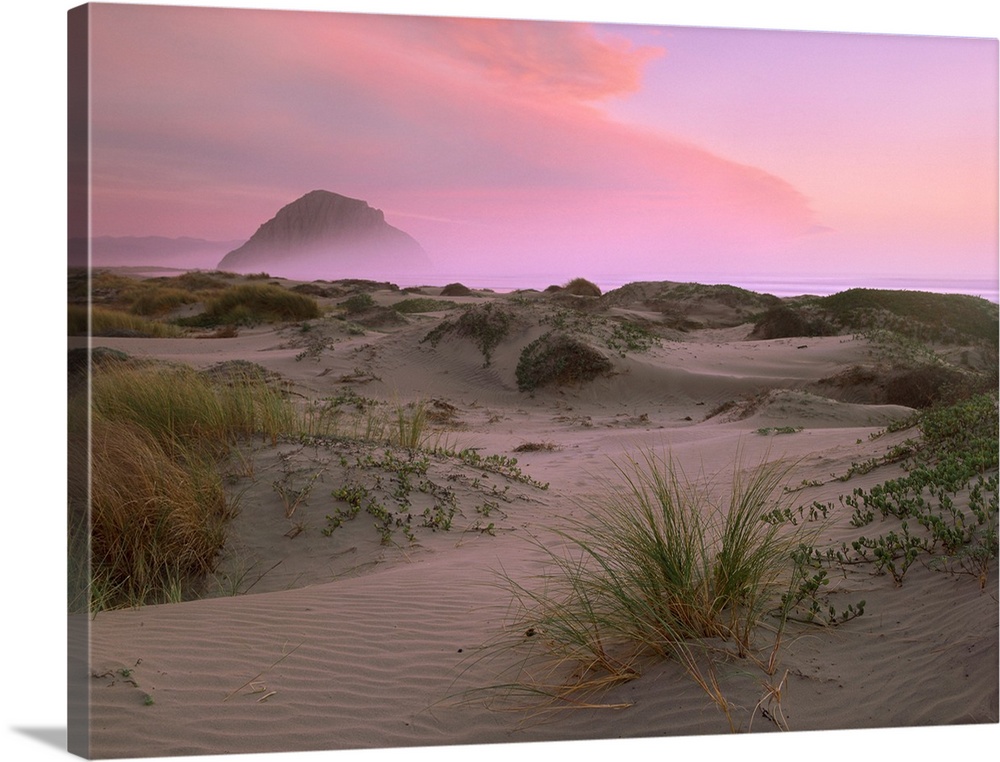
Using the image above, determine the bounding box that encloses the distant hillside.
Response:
[70,236,244,270]
[217,190,430,281]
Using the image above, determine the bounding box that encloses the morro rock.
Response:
[218,190,430,280]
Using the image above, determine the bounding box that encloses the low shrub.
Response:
[392,298,456,314]
[882,364,967,409]
[343,292,376,314]
[422,302,519,366]
[516,331,613,391]
[750,304,836,339]
[820,289,999,345]
[562,277,602,297]
[440,282,473,297]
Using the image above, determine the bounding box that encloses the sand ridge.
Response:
[78,277,998,757]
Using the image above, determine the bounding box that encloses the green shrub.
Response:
[421,302,518,366]
[440,282,473,297]
[820,289,999,345]
[516,332,613,391]
[882,364,967,409]
[343,292,376,314]
[750,304,836,339]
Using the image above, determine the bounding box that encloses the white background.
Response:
[2,2,997,761]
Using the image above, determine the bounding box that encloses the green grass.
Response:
[392,297,457,314]
[128,286,196,316]
[86,418,231,611]
[184,283,322,326]
[495,451,803,725]
[69,305,186,338]
[77,361,306,611]
[89,362,297,457]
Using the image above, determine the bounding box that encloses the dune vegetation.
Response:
[72,360,303,611]
[494,452,805,730]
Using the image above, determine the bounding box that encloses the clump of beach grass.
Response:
[128,286,196,317]
[79,361,305,611]
[87,418,232,610]
[492,450,804,728]
[69,305,186,338]
[182,283,321,327]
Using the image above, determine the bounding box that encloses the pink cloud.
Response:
[86,5,821,267]
[427,17,663,101]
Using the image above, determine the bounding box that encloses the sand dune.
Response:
[75,277,998,758]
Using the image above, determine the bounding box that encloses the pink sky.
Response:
[82,2,998,286]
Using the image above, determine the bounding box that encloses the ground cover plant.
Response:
[787,393,998,599]
[838,393,998,587]
[421,302,521,366]
[320,443,548,545]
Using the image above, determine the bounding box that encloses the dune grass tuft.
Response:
[79,361,305,610]
[87,419,231,609]
[183,283,321,326]
[128,286,196,316]
[494,450,803,726]
[69,304,186,338]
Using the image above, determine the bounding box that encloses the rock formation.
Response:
[217,190,429,280]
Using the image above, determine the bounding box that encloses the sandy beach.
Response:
[66,273,998,759]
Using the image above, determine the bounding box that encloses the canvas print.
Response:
[67,2,999,759]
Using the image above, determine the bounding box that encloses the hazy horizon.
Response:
[78,5,998,289]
